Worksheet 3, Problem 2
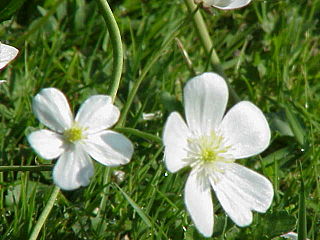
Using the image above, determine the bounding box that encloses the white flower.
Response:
[28,88,134,190]
[0,42,19,70]
[163,72,274,237]
[280,232,310,240]
[201,0,251,10]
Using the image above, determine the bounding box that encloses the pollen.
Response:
[186,131,233,166]
[63,124,85,143]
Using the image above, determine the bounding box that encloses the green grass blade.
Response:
[113,182,152,228]
[298,168,307,240]
[285,107,305,146]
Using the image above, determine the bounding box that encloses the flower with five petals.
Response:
[28,88,134,190]
[163,72,274,237]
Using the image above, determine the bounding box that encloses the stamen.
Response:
[63,124,85,143]
[184,131,235,179]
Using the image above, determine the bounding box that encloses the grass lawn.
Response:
[0,0,319,239]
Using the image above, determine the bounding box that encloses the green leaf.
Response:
[160,91,183,114]
[255,211,296,239]
[269,112,294,137]
[285,107,305,146]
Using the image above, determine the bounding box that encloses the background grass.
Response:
[0,0,320,239]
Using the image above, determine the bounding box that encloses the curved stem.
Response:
[95,0,123,101]
[183,0,240,102]
[29,186,60,240]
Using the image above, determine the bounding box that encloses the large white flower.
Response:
[201,0,251,10]
[163,72,273,237]
[28,88,134,190]
[0,42,19,70]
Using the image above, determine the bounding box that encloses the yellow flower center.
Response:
[201,148,218,162]
[184,131,235,184]
[63,124,85,143]
[186,131,233,165]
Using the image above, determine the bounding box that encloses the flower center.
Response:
[185,131,234,167]
[185,131,235,183]
[63,124,85,143]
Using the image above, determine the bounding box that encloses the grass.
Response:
[0,0,320,239]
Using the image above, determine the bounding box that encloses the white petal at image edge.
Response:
[185,170,214,237]
[184,72,228,134]
[53,145,94,190]
[75,95,120,134]
[0,43,19,70]
[27,130,65,159]
[219,101,271,159]
[204,0,251,10]
[163,112,190,173]
[211,163,274,227]
[32,88,73,133]
[83,130,133,167]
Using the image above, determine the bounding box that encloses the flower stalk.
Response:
[183,0,240,102]
[95,0,123,101]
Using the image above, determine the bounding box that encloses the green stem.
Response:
[94,0,124,232]
[29,186,60,240]
[0,165,53,172]
[183,0,240,102]
[95,0,123,101]
[184,0,220,65]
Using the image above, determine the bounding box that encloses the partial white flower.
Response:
[163,72,273,237]
[280,232,310,240]
[199,0,251,10]
[28,88,134,190]
[0,42,19,70]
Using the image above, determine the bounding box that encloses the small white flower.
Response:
[199,0,251,10]
[280,232,310,240]
[28,88,134,190]
[163,72,274,237]
[0,42,19,70]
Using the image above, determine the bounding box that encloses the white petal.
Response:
[27,130,65,159]
[184,72,228,135]
[163,112,190,173]
[75,95,120,134]
[53,145,94,190]
[211,163,274,227]
[32,88,73,133]
[204,0,251,10]
[0,42,19,70]
[280,232,304,240]
[83,130,133,166]
[219,101,271,159]
[185,170,213,237]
